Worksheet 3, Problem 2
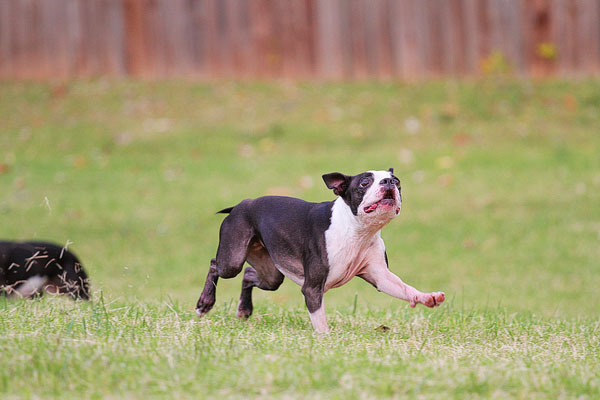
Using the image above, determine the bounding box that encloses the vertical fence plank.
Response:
[461,0,479,74]
[562,0,579,72]
[225,0,246,77]
[11,0,26,78]
[475,0,491,73]
[315,0,345,79]
[425,0,443,77]
[576,0,600,74]
[282,0,314,78]
[64,0,81,77]
[187,0,206,77]
[389,0,419,79]
[446,0,467,75]
[198,0,219,77]
[104,0,126,75]
[55,0,71,78]
[523,0,554,76]
[387,0,402,77]
[83,0,100,76]
[347,0,366,78]
[487,0,524,74]
[370,0,394,78]
[249,0,270,77]
[0,0,12,77]
[27,0,43,78]
[124,0,147,76]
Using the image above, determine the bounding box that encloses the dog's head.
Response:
[322,168,402,219]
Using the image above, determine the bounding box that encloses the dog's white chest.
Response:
[324,234,377,291]
[324,199,381,291]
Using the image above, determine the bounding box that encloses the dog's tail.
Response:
[216,206,234,214]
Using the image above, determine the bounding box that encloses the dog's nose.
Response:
[380,178,395,189]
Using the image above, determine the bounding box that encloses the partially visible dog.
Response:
[0,241,90,300]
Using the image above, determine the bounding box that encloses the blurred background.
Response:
[1,0,599,315]
[1,0,600,79]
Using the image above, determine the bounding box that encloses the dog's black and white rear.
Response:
[0,241,90,300]
[196,169,444,332]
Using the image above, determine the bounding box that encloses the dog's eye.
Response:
[392,178,400,186]
[359,179,370,188]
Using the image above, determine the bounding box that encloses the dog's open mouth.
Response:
[363,191,396,214]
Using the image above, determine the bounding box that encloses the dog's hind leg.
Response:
[196,211,255,317]
[196,259,219,316]
[237,242,284,319]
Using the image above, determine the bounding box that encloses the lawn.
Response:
[0,79,599,398]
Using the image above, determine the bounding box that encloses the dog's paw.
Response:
[236,308,252,320]
[195,296,216,317]
[236,299,253,320]
[410,291,445,308]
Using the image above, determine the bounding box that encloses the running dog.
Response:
[196,169,444,332]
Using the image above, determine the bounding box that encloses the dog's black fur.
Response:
[0,241,90,300]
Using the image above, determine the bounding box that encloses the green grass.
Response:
[1,298,599,399]
[1,79,599,398]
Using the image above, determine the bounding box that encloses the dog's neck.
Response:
[330,197,392,239]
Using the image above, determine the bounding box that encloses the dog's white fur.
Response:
[14,275,48,298]
[308,302,329,333]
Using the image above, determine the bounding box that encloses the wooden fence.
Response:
[1,0,600,80]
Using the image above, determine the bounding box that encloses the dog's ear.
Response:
[322,172,350,196]
[388,167,394,174]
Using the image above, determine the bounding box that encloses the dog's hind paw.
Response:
[195,297,215,317]
[236,308,252,320]
[236,302,253,320]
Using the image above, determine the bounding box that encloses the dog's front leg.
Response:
[301,262,329,333]
[359,258,445,308]
[302,283,329,333]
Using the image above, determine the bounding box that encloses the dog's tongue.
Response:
[364,198,396,214]
[364,203,379,213]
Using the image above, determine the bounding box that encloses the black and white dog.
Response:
[0,241,90,300]
[196,169,444,332]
